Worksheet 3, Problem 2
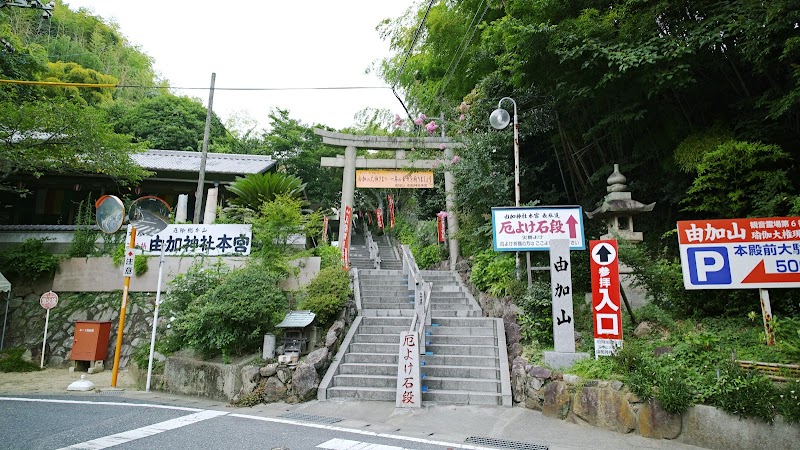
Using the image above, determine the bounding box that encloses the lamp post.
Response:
[490,97,523,280]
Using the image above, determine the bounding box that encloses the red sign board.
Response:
[388,195,395,229]
[40,291,59,310]
[590,240,622,356]
[321,216,329,243]
[376,207,384,229]
[341,206,352,269]
[437,212,446,243]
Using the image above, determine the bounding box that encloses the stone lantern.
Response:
[586,164,655,243]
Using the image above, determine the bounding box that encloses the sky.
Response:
[62,0,417,133]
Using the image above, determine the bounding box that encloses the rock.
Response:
[574,330,583,348]
[324,331,338,349]
[328,320,345,338]
[542,381,573,420]
[260,363,279,378]
[509,342,523,360]
[653,346,673,357]
[277,368,292,384]
[291,363,319,401]
[131,338,142,348]
[263,376,287,403]
[527,375,545,391]
[304,348,329,370]
[511,363,527,403]
[633,321,653,337]
[22,348,32,362]
[639,399,682,439]
[511,356,527,371]
[240,366,260,394]
[563,374,582,385]
[610,380,624,391]
[527,366,552,379]
[153,351,167,362]
[572,385,637,433]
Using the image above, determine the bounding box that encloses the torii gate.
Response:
[315,129,462,270]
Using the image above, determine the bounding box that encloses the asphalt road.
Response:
[0,396,494,450]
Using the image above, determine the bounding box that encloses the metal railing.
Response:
[401,245,431,353]
[365,230,381,269]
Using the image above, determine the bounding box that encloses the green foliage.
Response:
[776,379,800,424]
[162,259,230,316]
[314,244,341,270]
[0,238,60,280]
[773,317,800,362]
[616,347,694,415]
[517,280,553,345]
[568,356,617,381]
[469,249,516,297]
[681,140,795,218]
[712,362,778,423]
[298,266,351,326]
[0,348,41,373]
[172,264,287,358]
[134,254,148,276]
[69,196,99,257]
[252,194,321,271]
[226,172,306,211]
[415,243,445,269]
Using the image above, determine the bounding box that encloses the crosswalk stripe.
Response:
[317,438,416,450]
[58,409,229,449]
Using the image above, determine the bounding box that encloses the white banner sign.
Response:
[491,206,586,251]
[127,224,252,256]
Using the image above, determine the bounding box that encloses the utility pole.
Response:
[193,73,216,224]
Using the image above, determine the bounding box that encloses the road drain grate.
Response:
[278,412,342,424]
[465,436,548,450]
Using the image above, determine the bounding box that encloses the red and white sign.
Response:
[39,291,59,310]
[376,207,384,229]
[388,195,395,229]
[395,331,421,408]
[590,240,622,357]
[341,206,353,269]
[677,217,800,289]
[437,211,447,243]
[491,206,586,251]
[321,216,329,243]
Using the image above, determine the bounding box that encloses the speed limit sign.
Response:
[39,291,58,310]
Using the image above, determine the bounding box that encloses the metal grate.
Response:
[278,412,343,424]
[465,436,548,450]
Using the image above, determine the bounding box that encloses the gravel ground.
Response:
[0,367,136,395]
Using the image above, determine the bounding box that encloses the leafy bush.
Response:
[776,379,800,424]
[517,280,553,345]
[172,264,287,358]
[620,352,694,414]
[314,244,341,270]
[298,266,351,326]
[0,348,41,372]
[0,238,60,280]
[415,243,445,269]
[69,196,100,257]
[469,249,515,297]
[712,362,777,422]
[773,316,800,362]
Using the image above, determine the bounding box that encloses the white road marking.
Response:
[317,437,416,450]
[0,396,203,412]
[58,409,229,449]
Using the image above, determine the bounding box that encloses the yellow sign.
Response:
[356,170,434,189]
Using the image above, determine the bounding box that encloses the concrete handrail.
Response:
[401,245,431,354]
[365,230,380,269]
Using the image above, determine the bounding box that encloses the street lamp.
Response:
[490,97,524,280]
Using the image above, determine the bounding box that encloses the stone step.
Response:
[353,333,406,344]
[422,376,501,393]
[427,296,470,304]
[420,364,500,379]
[425,326,494,336]
[333,374,396,389]
[343,352,397,364]
[326,386,396,402]
[360,317,412,326]
[430,303,472,310]
[363,309,415,317]
[349,342,401,354]
[359,280,408,287]
[360,287,412,295]
[362,302,414,310]
[426,344,498,357]
[338,362,396,376]
[421,354,499,368]
[430,317,497,327]
[425,334,497,346]
[359,325,408,335]
[429,290,468,297]
[421,389,502,406]
[430,309,480,318]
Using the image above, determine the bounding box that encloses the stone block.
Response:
[572,385,637,434]
[291,363,319,401]
[542,381,573,420]
[639,399,681,439]
[260,363,279,378]
[263,376,287,403]
[240,366,260,395]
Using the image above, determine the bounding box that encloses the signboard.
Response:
[376,207,384,229]
[550,239,576,353]
[321,216,329,243]
[122,248,136,276]
[126,224,252,256]
[437,211,447,243]
[39,291,58,310]
[677,217,800,289]
[396,331,421,408]
[356,170,434,189]
[590,240,623,357]
[491,206,586,252]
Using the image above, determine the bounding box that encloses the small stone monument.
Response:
[586,164,655,308]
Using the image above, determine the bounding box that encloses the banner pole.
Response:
[111,226,136,387]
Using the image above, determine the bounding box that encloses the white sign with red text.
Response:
[677,217,800,289]
[590,240,623,357]
[491,206,585,251]
[396,331,421,408]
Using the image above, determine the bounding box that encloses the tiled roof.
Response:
[131,150,275,175]
[275,310,316,328]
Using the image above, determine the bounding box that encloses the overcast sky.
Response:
[63,1,416,133]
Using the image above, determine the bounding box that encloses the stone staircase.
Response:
[348,230,375,270]
[320,268,512,406]
[376,234,403,270]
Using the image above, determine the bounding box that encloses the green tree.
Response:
[226,172,306,211]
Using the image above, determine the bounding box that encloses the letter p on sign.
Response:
[688,247,731,285]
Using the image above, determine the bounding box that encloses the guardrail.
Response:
[396,245,431,408]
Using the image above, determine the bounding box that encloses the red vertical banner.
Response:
[376,207,384,229]
[367,211,373,225]
[341,206,353,269]
[388,195,395,229]
[321,216,329,243]
[589,239,622,357]
[436,211,447,243]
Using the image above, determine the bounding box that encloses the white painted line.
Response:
[318,438,415,450]
[58,409,229,449]
[230,413,495,450]
[0,397,204,412]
